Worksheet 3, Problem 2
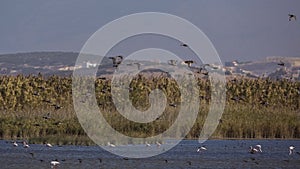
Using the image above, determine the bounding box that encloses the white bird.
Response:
[46,143,53,147]
[145,142,151,147]
[23,141,30,148]
[50,160,60,168]
[107,142,116,147]
[249,145,262,154]
[249,146,258,154]
[197,146,207,152]
[156,141,161,147]
[13,141,18,147]
[289,146,295,155]
[255,145,262,152]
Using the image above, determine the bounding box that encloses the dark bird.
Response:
[180,43,189,47]
[277,61,285,66]
[288,14,296,21]
[109,55,123,67]
[183,60,195,67]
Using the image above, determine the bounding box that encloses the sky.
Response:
[0,0,300,62]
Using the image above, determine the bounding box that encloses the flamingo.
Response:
[23,141,30,148]
[13,141,18,147]
[46,143,53,147]
[197,146,207,152]
[107,142,116,147]
[289,146,295,155]
[50,160,60,168]
[156,141,161,147]
[249,145,262,154]
[145,142,151,147]
[255,145,262,152]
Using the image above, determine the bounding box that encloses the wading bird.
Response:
[289,146,295,155]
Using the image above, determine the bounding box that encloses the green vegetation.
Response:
[0,74,299,145]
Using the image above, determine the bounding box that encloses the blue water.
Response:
[1,140,299,169]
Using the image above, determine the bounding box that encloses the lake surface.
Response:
[1,139,299,169]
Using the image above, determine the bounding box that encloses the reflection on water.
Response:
[1,140,300,169]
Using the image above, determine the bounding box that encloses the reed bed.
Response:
[0,74,299,145]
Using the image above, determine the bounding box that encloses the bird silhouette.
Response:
[180,43,189,47]
[288,14,296,21]
[109,55,123,67]
[183,60,195,67]
[277,60,285,66]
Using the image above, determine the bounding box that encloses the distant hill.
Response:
[0,52,299,80]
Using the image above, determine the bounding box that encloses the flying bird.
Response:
[109,55,123,67]
[23,141,30,148]
[288,14,296,21]
[197,146,207,152]
[180,43,189,47]
[183,60,195,67]
[50,160,60,168]
[168,60,178,66]
[277,61,285,66]
[107,142,116,147]
[13,141,18,147]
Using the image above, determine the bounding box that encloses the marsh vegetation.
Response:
[0,74,299,145]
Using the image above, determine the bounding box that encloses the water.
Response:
[1,140,299,169]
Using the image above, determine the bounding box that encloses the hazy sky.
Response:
[0,0,299,62]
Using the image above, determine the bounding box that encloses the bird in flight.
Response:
[109,55,123,67]
[288,14,296,21]
[180,43,189,47]
[277,60,285,66]
[183,60,195,67]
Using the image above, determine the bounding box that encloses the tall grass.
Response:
[0,74,299,145]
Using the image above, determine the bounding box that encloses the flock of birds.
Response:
[10,140,299,168]
[105,13,297,77]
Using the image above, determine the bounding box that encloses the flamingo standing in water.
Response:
[289,146,295,155]
[156,141,161,147]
